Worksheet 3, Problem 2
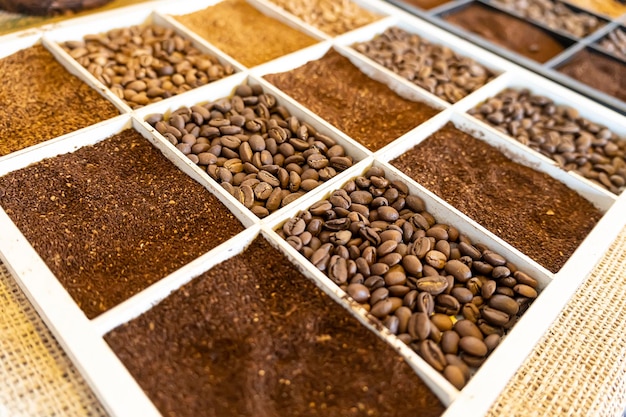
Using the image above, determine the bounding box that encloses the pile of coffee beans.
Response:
[145,84,355,218]
[493,0,603,38]
[598,28,626,60]
[268,0,381,36]
[277,167,540,389]
[353,26,495,104]
[468,88,626,194]
[61,24,235,109]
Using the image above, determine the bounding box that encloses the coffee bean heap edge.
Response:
[277,166,540,389]
[469,88,626,195]
[146,83,355,218]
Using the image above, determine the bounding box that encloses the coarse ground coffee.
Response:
[264,48,440,151]
[173,0,318,68]
[557,48,626,102]
[0,129,244,318]
[390,123,603,272]
[105,236,445,417]
[0,44,119,157]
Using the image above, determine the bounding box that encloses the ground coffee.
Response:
[0,44,119,157]
[105,236,445,417]
[0,129,244,318]
[173,0,318,68]
[264,48,439,151]
[390,123,603,272]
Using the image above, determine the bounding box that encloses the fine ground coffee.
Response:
[0,44,119,157]
[173,0,318,68]
[0,129,244,318]
[390,123,602,272]
[105,236,445,417]
[264,48,439,151]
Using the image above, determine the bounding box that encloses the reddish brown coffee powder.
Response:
[174,0,318,68]
[0,44,119,157]
[390,123,603,272]
[105,236,445,417]
[0,129,244,318]
[264,48,440,151]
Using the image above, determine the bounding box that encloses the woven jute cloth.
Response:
[1,225,626,416]
[487,224,626,417]
[0,263,107,417]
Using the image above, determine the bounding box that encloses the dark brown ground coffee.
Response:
[0,44,119,157]
[390,123,603,272]
[105,236,446,417]
[264,48,440,151]
[0,129,244,318]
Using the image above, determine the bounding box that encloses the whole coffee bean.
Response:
[370,287,390,306]
[444,259,472,282]
[451,287,473,304]
[425,250,447,269]
[488,294,520,316]
[416,275,449,295]
[477,319,503,337]
[370,298,394,318]
[461,353,486,368]
[384,315,400,334]
[454,319,483,340]
[395,306,412,334]
[445,354,471,381]
[462,302,480,323]
[514,284,538,298]
[441,330,460,354]
[481,280,497,299]
[416,291,435,315]
[328,256,348,284]
[484,333,501,352]
[459,336,488,357]
[435,294,461,315]
[443,365,466,390]
[514,270,539,288]
[418,340,447,372]
[408,312,431,341]
[431,313,454,331]
[483,250,507,266]
[378,206,399,222]
[402,254,423,276]
[482,306,510,327]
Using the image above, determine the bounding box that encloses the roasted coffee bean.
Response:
[459,336,488,357]
[482,306,510,327]
[454,319,483,340]
[269,0,380,36]
[481,280,497,299]
[431,313,454,332]
[418,340,447,372]
[515,284,539,298]
[462,302,480,323]
[445,259,472,282]
[493,0,602,38]
[62,24,235,109]
[384,315,400,334]
[441,330,460,355]
[416,275,449,295]
[451,287,473,304]
[469,88,626,194]
[488,294,520,316]
[443,365,466,390]
[484,333,501,352]
[147,84,354,217]
[435,294,461,315]
[408,312,431,341]
[370,298,394,318]
[395,306,412,334]
[425,250,447,269]
[354,26,494,104]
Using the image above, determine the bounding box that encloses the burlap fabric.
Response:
[487,225,626,417]
[1,225,626,416]
[0,262,107,417]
